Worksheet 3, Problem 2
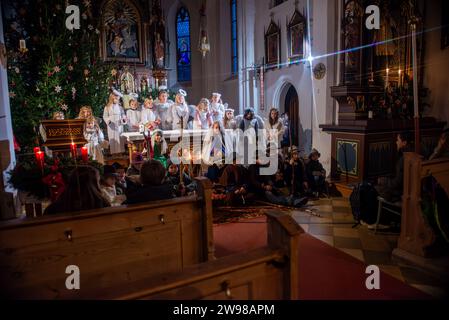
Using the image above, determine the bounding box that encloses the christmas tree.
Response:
[4,0,112,151]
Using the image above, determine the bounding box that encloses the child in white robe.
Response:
[126,99,142,132]
[84,116,106,164]
[210,93,225,125]
[154,90,174,130]
[171,89,190,130]
[140,97,161,130]
[103,92,127,154]
[193,98,213,130]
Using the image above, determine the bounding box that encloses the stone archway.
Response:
[279,83,300,148]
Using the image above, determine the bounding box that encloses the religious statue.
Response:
[154,32,165,68]
[120,68,136,94]
[343,1,363,73]
[373,3,397,57]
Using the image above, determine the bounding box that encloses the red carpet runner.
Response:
[213,217,429,300]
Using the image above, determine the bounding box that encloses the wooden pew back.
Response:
[83,211,303,300]
[0,178,214,299]
[399,153,449,257]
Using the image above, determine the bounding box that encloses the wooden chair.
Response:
[374,196,401,234]
[396,153,449,257]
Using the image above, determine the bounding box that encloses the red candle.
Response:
[33,147,41,156]
[70,142,77,158]
[81,146,88,163]
[36,151,44,169]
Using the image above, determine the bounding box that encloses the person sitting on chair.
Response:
[376,131,413,203]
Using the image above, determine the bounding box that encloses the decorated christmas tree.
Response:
[4,0,113,151]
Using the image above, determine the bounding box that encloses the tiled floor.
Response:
[291,197,449,299]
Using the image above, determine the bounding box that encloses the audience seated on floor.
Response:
[216,154,250,205]
[125,160,175,205]
[305,148,326,197]
[166,160,197,196]
[44,166,111,215]
[284,146,309,197]
[248,160,308,208]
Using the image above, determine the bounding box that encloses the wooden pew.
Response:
[71,211,303,300]
[396,153,449,257]
[0,177,214,299]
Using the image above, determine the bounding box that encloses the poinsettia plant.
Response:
[8,154,103,201]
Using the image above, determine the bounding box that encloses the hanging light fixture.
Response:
[198,1,210,58]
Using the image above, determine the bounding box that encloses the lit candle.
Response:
[34,146,41,157]
[81,146,88,163]
[36,151,44,170]
[70,142,77,159]
[19,39,26,50]
[398,69,402,89]
[385,68,389,89]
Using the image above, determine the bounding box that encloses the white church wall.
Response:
[309,0,337,174]
[0,5,16,182]
[253,0,337,173]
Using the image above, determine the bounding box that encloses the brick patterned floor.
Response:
[291,197,449,299]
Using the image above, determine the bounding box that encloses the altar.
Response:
[121,130,209,165]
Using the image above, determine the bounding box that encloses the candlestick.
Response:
[411,20,420,154]
[411,26,419,118]
[81,146,88,163]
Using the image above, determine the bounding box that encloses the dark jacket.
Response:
[247,164,273,193]
[284,159,307,186]
[125,183,175,205]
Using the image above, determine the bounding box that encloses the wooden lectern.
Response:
[40,119,87,152]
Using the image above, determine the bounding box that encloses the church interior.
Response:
[0,0,448,301]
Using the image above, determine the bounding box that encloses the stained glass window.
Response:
[176,7,191,82]
[231,0,238,75]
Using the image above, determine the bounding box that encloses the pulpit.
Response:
[320,0,446,185]
[40,119,87,153]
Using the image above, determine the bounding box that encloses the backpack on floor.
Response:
[349,182,379,226]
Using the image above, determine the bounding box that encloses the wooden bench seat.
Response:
[398,153,449,257]
[66,211,303,300]
[0,178,214,299]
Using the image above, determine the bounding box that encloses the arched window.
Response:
[176,7,191,82]
[230,0,238,75]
